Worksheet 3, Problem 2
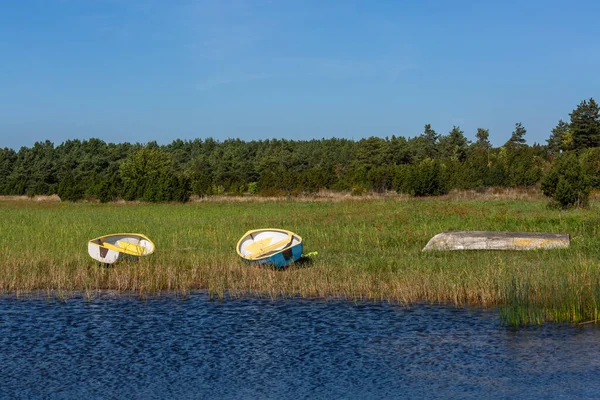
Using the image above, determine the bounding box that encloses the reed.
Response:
[1,197,599,325]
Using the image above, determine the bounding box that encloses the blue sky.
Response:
[1,0,599,150]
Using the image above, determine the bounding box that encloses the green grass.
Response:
[1,197,600,325]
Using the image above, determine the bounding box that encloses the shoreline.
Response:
[1,197,599,325]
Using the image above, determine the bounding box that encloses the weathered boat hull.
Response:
[88,233,155,264]
[237,228,303,268]
[422,231,570,251]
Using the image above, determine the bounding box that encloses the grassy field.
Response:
[1,196,600,325]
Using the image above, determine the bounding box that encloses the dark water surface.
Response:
[1,294,599,399]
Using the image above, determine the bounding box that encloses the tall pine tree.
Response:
[547,120,570,153]
[439,126,470,161]
[505,122,527,150]
[570,98,600,150]
[421,124,439,159]
[475,128,491,149]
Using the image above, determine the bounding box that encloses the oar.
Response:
[99,241,148,256]
[246,234,293,260]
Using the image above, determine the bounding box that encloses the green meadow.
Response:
[1,196,600,325]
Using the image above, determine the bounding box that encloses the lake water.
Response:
[1,293,599,399]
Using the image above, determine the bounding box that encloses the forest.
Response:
[0,98,599,205]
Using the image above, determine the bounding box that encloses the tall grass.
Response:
[1,197,599,325]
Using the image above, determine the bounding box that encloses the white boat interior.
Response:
[238,229,301,260]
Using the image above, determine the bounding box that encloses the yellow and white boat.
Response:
[88,233,155,265]
[236,228,303,268]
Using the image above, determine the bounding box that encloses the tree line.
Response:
[0,98,599,206]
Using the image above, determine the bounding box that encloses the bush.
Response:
[541,153,591,208]
[367,166,394,192]
[96,179,119,203]
[210,184,225,195]
[248,182,259,195]
[401,158,448,196]
[57,173,85,202]
[580,148,600,189]
[191,172,212,197]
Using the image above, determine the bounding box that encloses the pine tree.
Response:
[569,98,600,150]
[475,128,491,149]
[422,124,439,145]
[505,122,527,150]
[547,120,570,153]
[420,124,439,159]
[439,126,470,161]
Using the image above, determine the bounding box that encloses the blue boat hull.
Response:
[248,242,303,268]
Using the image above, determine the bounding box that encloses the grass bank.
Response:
[1,197,599,325]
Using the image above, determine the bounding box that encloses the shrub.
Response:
[210,184,225,195]
[580,148,600,189]
[247,182,259,195]
[191,172,212,197]
[401,158,448,197]
[541,153,591,208]
[96,178,119,203]
[57,173,84,202]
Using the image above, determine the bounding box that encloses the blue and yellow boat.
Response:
[236,228,303,268]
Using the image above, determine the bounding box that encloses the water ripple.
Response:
[0,294,599,399]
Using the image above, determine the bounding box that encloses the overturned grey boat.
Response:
[422,231,570,251]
